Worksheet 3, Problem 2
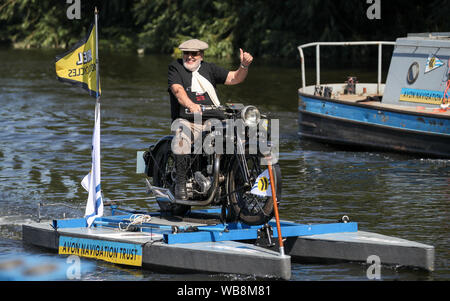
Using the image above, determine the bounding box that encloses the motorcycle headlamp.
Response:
[241,106,261,127]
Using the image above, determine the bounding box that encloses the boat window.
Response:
[407,62,419,84]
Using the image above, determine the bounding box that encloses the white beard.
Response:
[183,59,201,72]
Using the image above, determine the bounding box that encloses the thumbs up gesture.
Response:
[240,48,253,68]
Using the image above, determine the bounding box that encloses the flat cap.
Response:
[178,39,209,51]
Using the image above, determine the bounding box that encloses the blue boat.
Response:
[23,206,435,279]
[297,33,450,158]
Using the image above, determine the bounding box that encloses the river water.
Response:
[0,48,448,281]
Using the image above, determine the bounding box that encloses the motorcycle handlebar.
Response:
[184,104,266,119]
[184,105,225,114]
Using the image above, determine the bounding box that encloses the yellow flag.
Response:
[55,23,100,98]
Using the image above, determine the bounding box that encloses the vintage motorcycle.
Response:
[142,103,281,226]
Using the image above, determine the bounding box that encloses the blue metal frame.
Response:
[163,221,357,244]
[52,218,87,229]
[52,208,358,245]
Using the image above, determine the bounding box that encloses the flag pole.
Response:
[89,6,103,227]
[55,6,104,226]
[94,7,100,103]
[267,159,285,256]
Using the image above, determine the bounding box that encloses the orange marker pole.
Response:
[267,159,284,256]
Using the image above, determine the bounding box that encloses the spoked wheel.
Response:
[227,154,282,225]
[152,140,191,216]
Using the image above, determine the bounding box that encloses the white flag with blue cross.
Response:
[81,101,103,227]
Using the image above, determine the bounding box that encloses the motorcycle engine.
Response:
[194,171,212,194]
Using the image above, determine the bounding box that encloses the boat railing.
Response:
[298,41,396,94]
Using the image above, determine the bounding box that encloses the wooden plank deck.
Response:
[336,94,450,117]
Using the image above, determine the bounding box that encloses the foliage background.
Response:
[0,0,449,61]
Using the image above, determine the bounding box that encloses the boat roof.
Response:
[407,32,450,39]
[396,33,450,48]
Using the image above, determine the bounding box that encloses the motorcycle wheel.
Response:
[227,154,282,225]
[152,140,191,216]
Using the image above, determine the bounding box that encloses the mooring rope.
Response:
[118,214,152,231]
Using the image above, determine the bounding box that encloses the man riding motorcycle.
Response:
[168,38,254,201]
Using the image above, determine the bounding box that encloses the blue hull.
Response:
[298,93,450,158]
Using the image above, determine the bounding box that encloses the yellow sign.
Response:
[58,236,142,266]
[55,23,101,97]
[425,55,444,73]
[399,88,443,105]
[251,169,272,197]
[258,176,269,192]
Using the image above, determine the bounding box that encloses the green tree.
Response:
[0,0,448,59]
[133,0,237,57]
